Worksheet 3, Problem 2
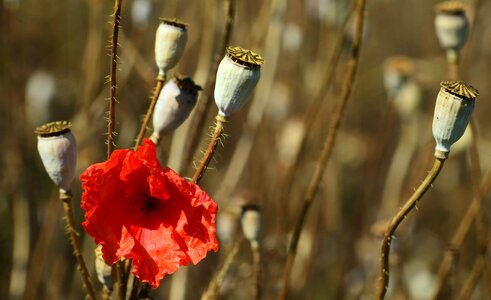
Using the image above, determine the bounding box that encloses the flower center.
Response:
[139,193,163,216]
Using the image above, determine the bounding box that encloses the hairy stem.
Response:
[278,0,367,298]
[192,115,227,184]
[375,158,445,300]
[107,0,123,158]
[60,190,96,300]
[134,75,166,150]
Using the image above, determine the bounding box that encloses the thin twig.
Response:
[191,115,227,184]
[60,190,96,300]
[456,255,487,300]
[107,0,123,158]
[376,158,446,300]
[183,0,235,169]
[134,76,166,150]
[278,0,367,298]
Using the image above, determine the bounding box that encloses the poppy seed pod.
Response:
[432,81,478,159]
[383,56,414,99]
[214,46,264,117]
[35,121,77,192]
[434,1,468,60]
[150,75,201,143]
[154,18,188,76]
[240,204,262,244]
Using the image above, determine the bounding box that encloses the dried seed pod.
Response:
[154,18,188,76]
[383,56,414,99]
[434,1,468,60]
[432,81,478,159]
[214,46,264,117]
[150,75,201,143]
[35,121,77,192]
[94,245,115,288]
[240,204,262,244]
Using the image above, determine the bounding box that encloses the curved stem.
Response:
[134,75,166,150]
[191,115,227,184]
[375,158,445,300]
[278,1,366,299]
[60,190,96,300]
[107,0,123,158]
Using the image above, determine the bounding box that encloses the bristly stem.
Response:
[191,115,227,184]
[278,0,366,298]
[107,0,123,158]
[183,0,235,168]
[134,75,166,151]
[108,1,124,298]
[60,190,96,300]
[375,158,445,300]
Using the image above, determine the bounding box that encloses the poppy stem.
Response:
[191,114,227,184]
[60,190,96,300]
[375,158,445,300]
[107,0,123,158]
[251,241,262,300]
[134,74,166,151]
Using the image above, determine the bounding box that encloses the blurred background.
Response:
[1,0,491,299]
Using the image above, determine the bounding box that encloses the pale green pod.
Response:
[35,121,77,192]
[383,56,414,99]
[214,46,264,117]
[151,75,201,143]
[434,2,468,53]
[240,204,262,243]
[94,245,114,288]
[432,81,478,159]
[154,18,188,76]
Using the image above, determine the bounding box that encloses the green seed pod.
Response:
[154,18,188,76]
[240,204,262,244]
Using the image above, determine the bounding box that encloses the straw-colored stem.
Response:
[192,115,227,184]
[251,242,261,300]
[376,158,445,300]
[433,167,491,299]
[107,0,123,158]
[201,240,240,300]
[134,76,166,150]
[456,255,487,300]
[102,286,113,300]
[183,0,235,168]
[278,0,366,298]
[60,191,96,300]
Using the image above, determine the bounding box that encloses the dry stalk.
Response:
[376,158,445,300]
[433,167,491,299]
[183,0,235,169]
[60,190,96,300]
[201,240,240,300]
[278,0,367,298]
[134,76,166,150]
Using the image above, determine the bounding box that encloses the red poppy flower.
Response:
[80,139,218,288]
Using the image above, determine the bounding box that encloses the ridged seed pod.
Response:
[35,121,77,192]
[240,204,262,244]
[154,18,188,76]
[214,46,264,117]
[150,75,201,143]
[432,81,478,159]
[434,1,468,59]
